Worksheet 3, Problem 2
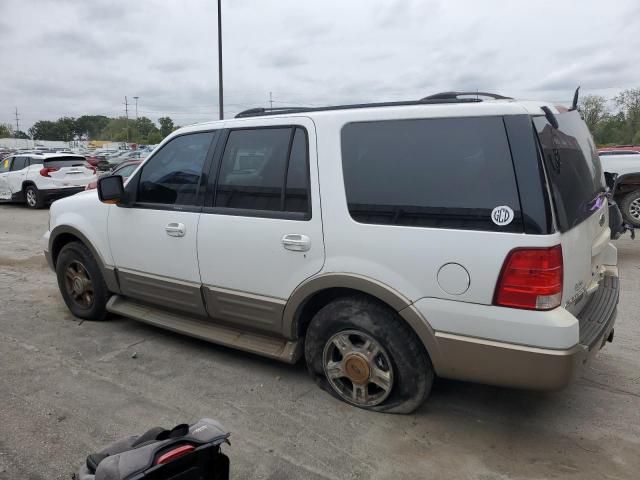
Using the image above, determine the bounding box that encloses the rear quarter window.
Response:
[534,111,604,232]
[340,116,523,232]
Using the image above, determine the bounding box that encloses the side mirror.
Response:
[97,175,124,204]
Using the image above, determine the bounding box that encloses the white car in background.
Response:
[600,154,640,226]
[0,153,96,208]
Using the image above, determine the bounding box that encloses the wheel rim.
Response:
[629,198,640,221]
[63,261,94,308]
[322,330,394,407]
[26,189,36,207]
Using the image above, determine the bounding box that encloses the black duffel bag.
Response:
[76,418,230,480]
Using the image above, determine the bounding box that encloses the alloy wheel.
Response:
[629,198,640,222]
[26,189,37,207]
[64,261,94,308]
[322,329,394,407]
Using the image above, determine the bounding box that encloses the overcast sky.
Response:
[1,0,639,131]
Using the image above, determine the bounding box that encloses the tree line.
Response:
[0,115,180,144]
[579,88,640,145]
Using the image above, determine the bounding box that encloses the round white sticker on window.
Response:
[491,206,514,226]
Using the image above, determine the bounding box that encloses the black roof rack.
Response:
[234,95,493,119]
[421,91,513,101]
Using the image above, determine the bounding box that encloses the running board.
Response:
[106,295,302,364]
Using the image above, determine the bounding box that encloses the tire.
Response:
[55,241,109,320]
[304,295,433,414]
[24,185,44,209]
[619,189,640,227]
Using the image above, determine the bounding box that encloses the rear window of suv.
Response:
[533,110,604,232]
[341,116,523,232]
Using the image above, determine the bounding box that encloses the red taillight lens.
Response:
[155,444,195,465]
[494,245,563,310]
[39,167,59,177]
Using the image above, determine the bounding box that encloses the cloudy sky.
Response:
[1,0,639,131]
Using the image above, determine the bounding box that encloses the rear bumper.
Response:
[423,273,619,390]
[41,187,85,202]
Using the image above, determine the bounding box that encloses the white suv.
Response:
[44,93,619,413]
[0,153,96,208]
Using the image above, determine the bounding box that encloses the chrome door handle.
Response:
[282,234,311,252]
[165,222,186,237]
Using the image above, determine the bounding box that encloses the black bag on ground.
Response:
[76,418,230,480]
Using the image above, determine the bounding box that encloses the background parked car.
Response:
[85,159,142,190]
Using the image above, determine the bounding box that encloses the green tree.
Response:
[579,95,607,134]
[29,120,59,140]
[75,115,110,140]
[146,131,163,144]
[136,117,160,140]
[0,123,13,138]
[614,88,640,144]
[158,117,174,138]
[14,130,29,139]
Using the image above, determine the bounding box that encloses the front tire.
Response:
[24,185,44,209]
[620,189,640,227]
[304,295,433,414]
[56,242,109,320]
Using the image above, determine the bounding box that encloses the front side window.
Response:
[341,116,522,231]
[137,131,216,206]
[214,127,311,216]
[11,156,27,171]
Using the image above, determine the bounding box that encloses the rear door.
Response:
[534,110,608,312]
[197,118,324,335]
[0,156,12,199]
[44,155,95,188]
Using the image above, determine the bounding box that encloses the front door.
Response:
[0,156,12,200]
[197,118,325,335]
[108,130,219,316]
[7,156,29,198]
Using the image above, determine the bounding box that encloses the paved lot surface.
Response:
[1,203,639,480]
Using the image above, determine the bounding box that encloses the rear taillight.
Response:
[494,245,563,310]
[155,444,195,465]
[39,167,59,177]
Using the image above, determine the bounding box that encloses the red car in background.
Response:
[85,159,142,190]
[598,145,640,156]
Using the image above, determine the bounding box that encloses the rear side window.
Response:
[341,117,522,231]
[214,127,310,217]
[10,157,28,171]
[534,111,604,232]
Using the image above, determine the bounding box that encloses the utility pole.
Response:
[124,96,130,143]
[14,107,20,136]
[133,96,139,119]
[269,92,273,109]
[217,0,224,120]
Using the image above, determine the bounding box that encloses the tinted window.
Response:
[285,128,309,213]
[11,157,28,171]
[341,117,522,231]
[215,127,311,216]
[534,111,605,232]
[114,163,139,178]
[138,132,215,205]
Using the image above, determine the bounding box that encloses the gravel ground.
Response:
[0,203,639,480]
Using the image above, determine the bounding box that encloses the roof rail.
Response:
[234,96,484,118]
[421,91,513,101]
